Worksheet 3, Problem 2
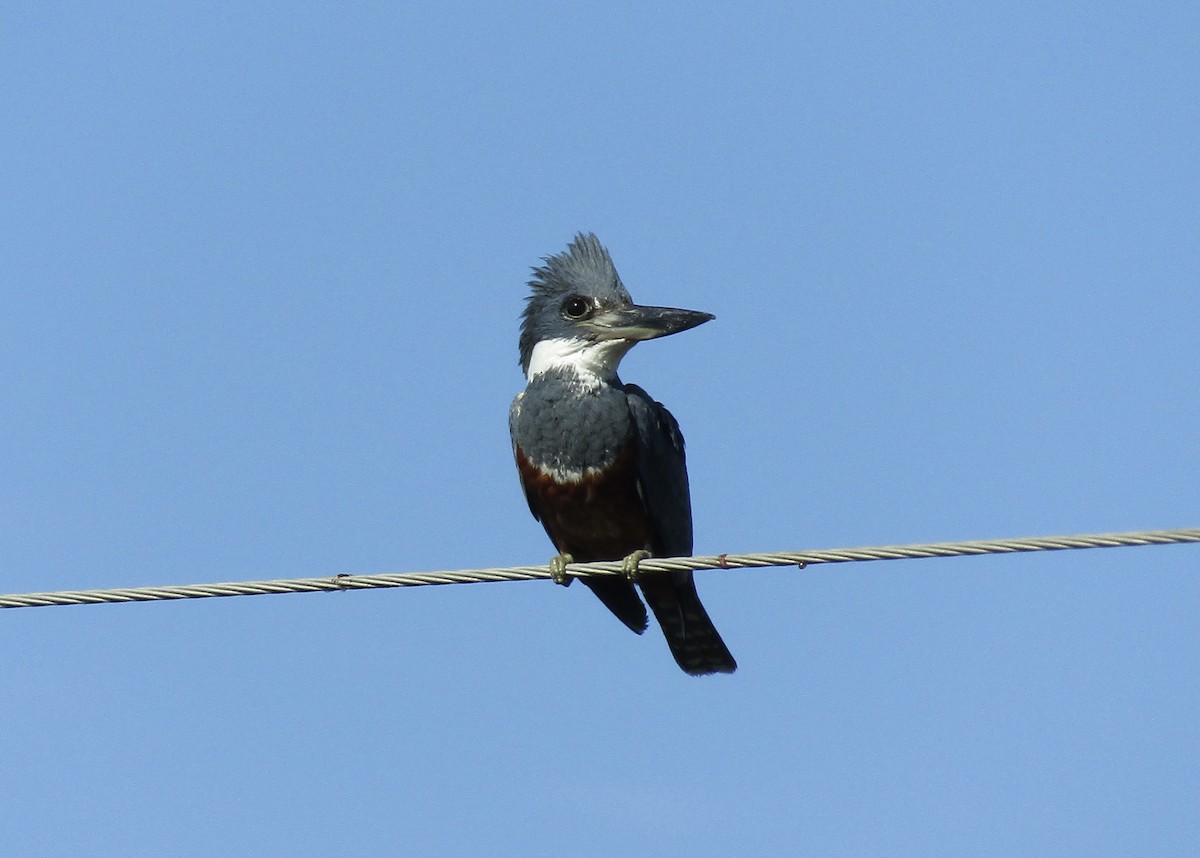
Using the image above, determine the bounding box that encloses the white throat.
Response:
[526,337,634,385]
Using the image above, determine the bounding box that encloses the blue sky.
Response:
[3,3,1198,855]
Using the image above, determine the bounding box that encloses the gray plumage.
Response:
[509,233,736,675]
[509,366,631,477]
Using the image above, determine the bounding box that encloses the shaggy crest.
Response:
[518,233,633,372]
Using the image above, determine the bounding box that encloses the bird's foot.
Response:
[548,553,574,586]
[622,550,652,581]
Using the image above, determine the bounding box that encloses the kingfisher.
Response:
[509,233,736,675]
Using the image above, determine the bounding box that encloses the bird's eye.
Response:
[562,296,592,320]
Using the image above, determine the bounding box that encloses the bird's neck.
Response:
[526,338,633,387]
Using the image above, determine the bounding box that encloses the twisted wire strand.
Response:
[2,527,1197,610]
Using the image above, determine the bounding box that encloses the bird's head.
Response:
[518,233,714,383]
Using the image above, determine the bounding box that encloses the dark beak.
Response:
[584,304,715,343]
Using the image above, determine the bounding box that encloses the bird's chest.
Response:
[510,378,633,476]
[511,379,653,560]
[514,442,651,561]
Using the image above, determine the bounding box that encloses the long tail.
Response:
[638,571,737,675]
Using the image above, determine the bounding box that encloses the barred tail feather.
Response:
[639,571,736,675]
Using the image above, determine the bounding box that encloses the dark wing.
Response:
[625,384,736,675]
[623,384,693,557]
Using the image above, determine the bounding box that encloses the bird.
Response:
[508,232,736,675]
